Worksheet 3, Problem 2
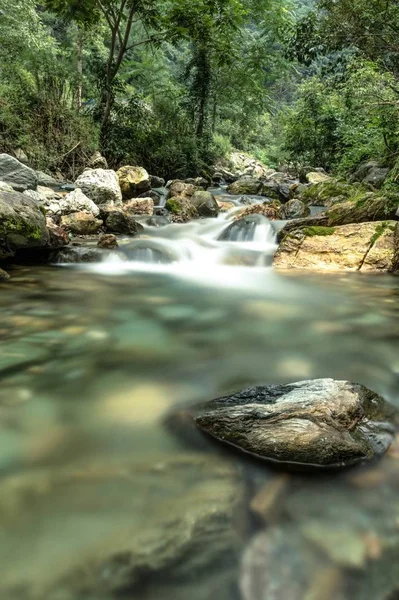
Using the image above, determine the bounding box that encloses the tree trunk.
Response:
[76,28,83,111]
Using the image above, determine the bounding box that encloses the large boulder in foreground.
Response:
[0,190,49,258]
[274,221,399,273]
[60,211,103,235]
[194,379,397,469]
[75,169,122,207]
[325,193,398,226]
[0,154,38,192]
[117,165,151,199]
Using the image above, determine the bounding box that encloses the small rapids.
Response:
[77,208,279,282]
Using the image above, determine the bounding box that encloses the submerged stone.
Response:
[194,379,397,469]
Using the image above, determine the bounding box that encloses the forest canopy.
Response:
[1,0,399,184]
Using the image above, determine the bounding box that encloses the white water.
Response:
[87,209,279,285]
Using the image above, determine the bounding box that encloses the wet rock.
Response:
[121,239,179,263]
[75,169,122,207]
[123,197,154,216]
[87,151,108,170]
[137,190,162,204]
[51,246,108,263]
[260,180,282,201]
[301,180,354,207]
[185,176,209,189]
[146,215,171,227]
[0,154,38,192]
[217,200,236,212]
[150,175,165,188]
[0,456,245,600]
[227,177,263,196]
[274,221,399,273]
[190,190,219,217]
[306,171,332,184]
[42,188,100,220]
[282,199,310,219]
[97,233,118,249]
[194,379,397,469]
[117,165,151,199]
[101,208,143,235]
[0,268,10,281]
[218,214,271,242]
[0,190,49,258]
[60,212,103,235]
[46,217,70,249]
[165,196,199,223]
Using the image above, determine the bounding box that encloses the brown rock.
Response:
[97,234,118,249]
[60,211,103,235]
[46,217,70,248]
[274,221,398,273]
[234,202,282,221]
[168,180,196,199]
[0,268,10,281]
[123,197,154,216]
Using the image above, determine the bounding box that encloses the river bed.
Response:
[0,213,398,599]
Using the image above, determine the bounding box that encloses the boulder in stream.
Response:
[190,190,219,217]
[60,211,103,235]
[227,177,263,196]
[75,168,122,207]
[274,221,399,272]
[194,379,397,469]
[282,199,310,219]
[117,165,151,199]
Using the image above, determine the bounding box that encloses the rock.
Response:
[234,202,283,221]
[165,196,198,223]
[117,165,151,199]
[223,151,275,180]
[325,193,398,226]
[36,171,60,188]
[87,151,108,170]
[146,215,171,227]
[0,268,10,281]
[123,197,154,216]
[194,379,397,469]
[14,148,29,165]
[362,167,390,189]
[306,171,331,185]
[212,172,225,185]
[227,177,263,196]
[23,189,44,203]
[60,211,103,235]
[219,214,273,242]
[121,239,181,263]
[217,200,236,212]
[301,181,354,207]
[137,190,162,204]
[98,233,118,249]
[46,217,70,248]
[276,215,329,241]
[150,175,165,188]
[0,190,49,258]
[185,177,208,189]
[0,181,14,193]
[167,180,196,199]
[0,154,38,192]
[190,190,219,217]
[274,221,399,273]
[260,180,282,200]
[45,188,100,219]
[282,199,310,219]
[51,246,109,263]
[0,456,245,599]
[75,169,122,207]
[101,208,143,235]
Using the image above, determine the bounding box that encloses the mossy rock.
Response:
[0,190,49,257]
[326,192,399,226]
[301,181,357,207]
[303,226,336,237]
[165,196,198,223]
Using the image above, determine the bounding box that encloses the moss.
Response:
[369,221,395,245]
[301,181,354,205]
[39,205,46,217]
[303,226,336,237]
[0,217,43,240]
[165,198,182,215]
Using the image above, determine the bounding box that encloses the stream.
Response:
[0,205,399,599]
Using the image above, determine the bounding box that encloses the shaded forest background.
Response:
[1,0,399,184]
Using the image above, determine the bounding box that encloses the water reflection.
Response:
[0,265,398,599]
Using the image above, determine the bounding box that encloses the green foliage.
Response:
[303,226,336,236]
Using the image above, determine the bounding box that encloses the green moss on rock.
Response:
[303,226,336,237]
[0,217,42,240]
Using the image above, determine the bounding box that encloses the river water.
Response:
[0,208,399,599]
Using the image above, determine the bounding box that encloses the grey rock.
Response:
[0,154,38,192]
[362,167,390,189]
[146,215,171,227]
[36,171,60,188]
[102,209,143,235]
[282,199,310,220]
[0,181,14,193]
[194,379,397,469]
[51,246,108,263]
[190,190,219,217]
[75,169,122,207]
[150,175,165,188]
